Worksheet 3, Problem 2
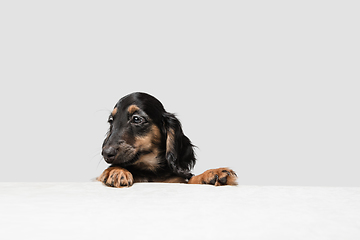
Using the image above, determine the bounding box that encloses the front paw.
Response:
[97,166,134,188]
[188,168,237,186]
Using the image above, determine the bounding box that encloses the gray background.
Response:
[1,1,359,186]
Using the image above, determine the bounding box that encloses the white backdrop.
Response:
[1,1,359,186]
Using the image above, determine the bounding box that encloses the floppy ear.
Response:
[163,112,196,179]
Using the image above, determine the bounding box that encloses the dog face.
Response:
[102,92,195,179]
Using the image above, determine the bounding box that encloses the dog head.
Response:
[102,92,195,179]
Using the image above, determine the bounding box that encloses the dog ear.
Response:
[163,112,196,179]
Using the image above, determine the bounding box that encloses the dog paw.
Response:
[97,166,134,188]
[188,168,237,186]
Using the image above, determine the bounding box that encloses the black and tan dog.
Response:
[97,92,237,187]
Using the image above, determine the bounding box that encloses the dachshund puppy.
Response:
[97,92,237,187]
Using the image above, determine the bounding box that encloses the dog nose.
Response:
[102,146,117,162]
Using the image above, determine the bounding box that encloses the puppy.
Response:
[97,92,237,187]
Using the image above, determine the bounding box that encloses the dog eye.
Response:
[108,116,114,124]
[131,115,144,124]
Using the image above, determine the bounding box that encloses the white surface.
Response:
[1,183,359,239]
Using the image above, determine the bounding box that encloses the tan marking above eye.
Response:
[111,108,118,116]
[128,105,140,115]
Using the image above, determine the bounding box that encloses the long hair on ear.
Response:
[162,112,196,179]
